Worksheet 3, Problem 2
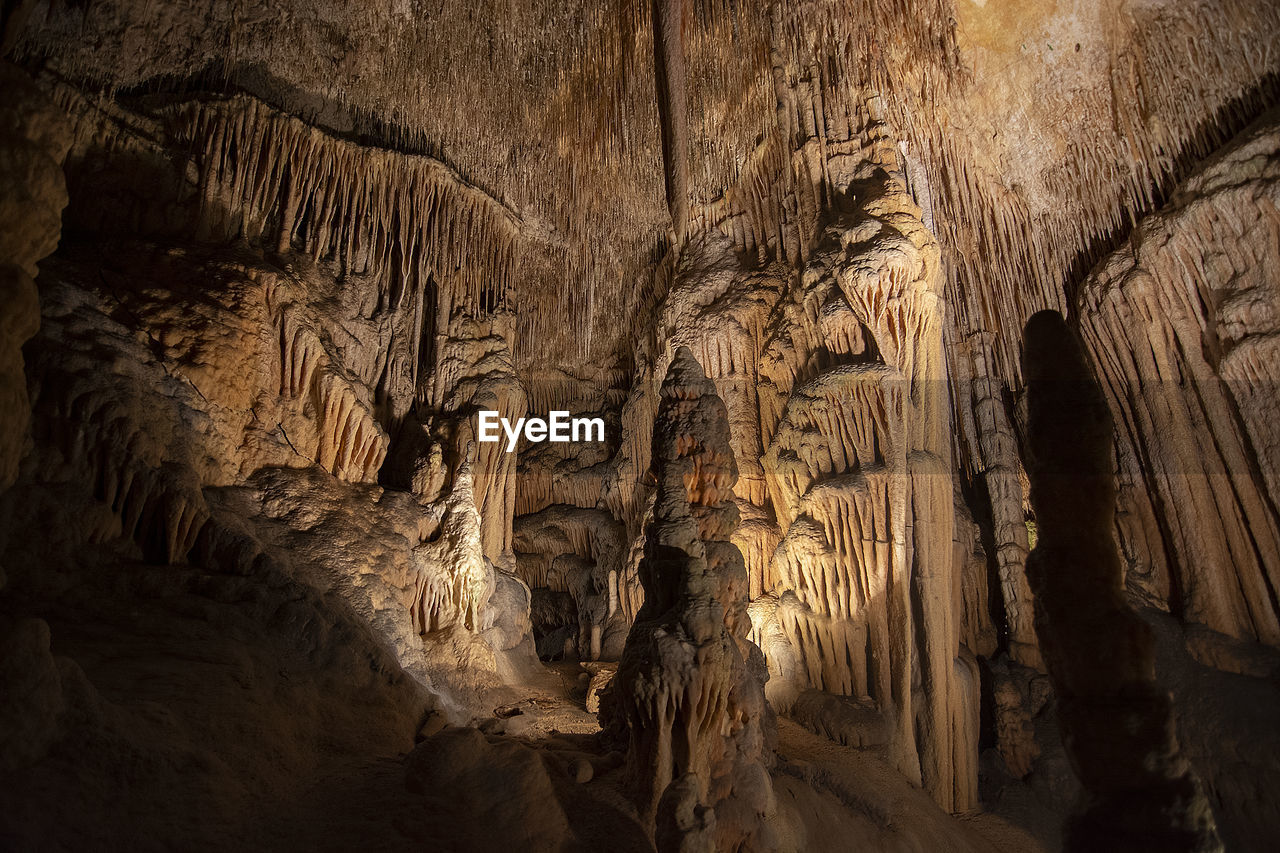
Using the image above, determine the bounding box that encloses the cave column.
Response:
[960,330,1042,669]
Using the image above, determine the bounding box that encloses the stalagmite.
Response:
[3,1,1280,849]
[604,347,775,849]
[513,505,627,660]
[413,455,495,636]
[955,331,1041,669]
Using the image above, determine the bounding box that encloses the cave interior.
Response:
[2,1,1280,851]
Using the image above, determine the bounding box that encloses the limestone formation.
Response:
[0,64,69,493]
[753,132,976,811]
[1077,112,1280,646]
[1023,310,1220,853]
[514,504,628,661]
[606,347,776,849]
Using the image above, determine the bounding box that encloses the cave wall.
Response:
[1078,113,1280,645]
[3,73,544,717]
[608,110,984,811]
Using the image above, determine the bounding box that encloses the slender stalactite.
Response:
[651,0,689,241]
[4,1,1280,849]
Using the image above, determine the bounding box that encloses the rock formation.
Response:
[1077,112,1280,646]
[605,347,775,850]
[0,65,68,493]
[1023,309,1221,852]
[515,504,628,661]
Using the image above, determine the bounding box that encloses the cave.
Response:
[1,1,1278,851]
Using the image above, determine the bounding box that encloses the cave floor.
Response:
[1,543,1053,852]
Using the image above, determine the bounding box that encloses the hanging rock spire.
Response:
[651,0,689,242]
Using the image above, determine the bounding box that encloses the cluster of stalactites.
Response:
[1076,118,1280,649]
[512,505,627,660]
[274,300,388,483]
[743,152,978,810]
[18,0,1280,381]
[932,0,1280,385]
[168,95,521,323]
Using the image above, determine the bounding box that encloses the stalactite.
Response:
[311,370,389,484]
[747,150,974,810]
[20,0,1280,379]
[167,95,526,345]
[513,505,627,660]
[265,283,389,484]
[651,0,689,241]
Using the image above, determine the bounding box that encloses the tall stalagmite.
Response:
[3,0,1280,850]
[605,346,775,851]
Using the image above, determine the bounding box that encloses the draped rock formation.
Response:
[606,113,981,812]
[1077,112,1280,646]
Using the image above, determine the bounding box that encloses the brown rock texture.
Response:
[1,0,1280,849]
[606,346,776,850]
[1077,111,1280,645]
[0,64,69,493]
